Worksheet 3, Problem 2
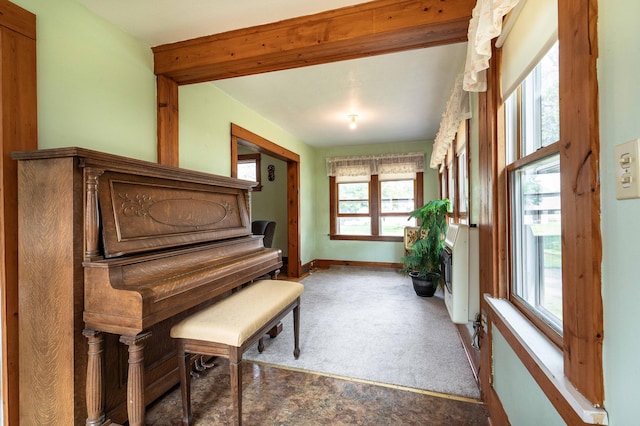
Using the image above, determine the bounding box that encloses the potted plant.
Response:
[401,199,450,297]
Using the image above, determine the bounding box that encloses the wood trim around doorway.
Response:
[230,124,302,278]
[1,3,38,425]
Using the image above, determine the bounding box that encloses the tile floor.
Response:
[145,359,489,425]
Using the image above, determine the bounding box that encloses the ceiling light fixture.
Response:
[348,114,358,130]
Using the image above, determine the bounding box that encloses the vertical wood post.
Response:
[287,161,301,277]
[157,74,179,167]
[231,134,238,178]
[558,0,603,405]
[0,4,37,425]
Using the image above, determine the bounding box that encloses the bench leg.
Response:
[293,303,300,359]
[230,349,243,426]
[178,349,192,426]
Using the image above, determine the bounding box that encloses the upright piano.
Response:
[13,148,282,425]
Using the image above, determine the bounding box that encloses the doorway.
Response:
[230,123,301,278]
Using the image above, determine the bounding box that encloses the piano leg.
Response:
[120,332,152,426]
[84,329,113,426]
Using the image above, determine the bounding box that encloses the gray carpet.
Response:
[244,266,481,400]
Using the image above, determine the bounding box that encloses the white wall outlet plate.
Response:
[614,139,640,200]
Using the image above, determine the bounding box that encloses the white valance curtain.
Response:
[429,73,471,169]
[430,0,521,169]
[462,0,520,92]
[326,153,425,181]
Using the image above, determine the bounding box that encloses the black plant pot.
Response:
[409,272,438,297]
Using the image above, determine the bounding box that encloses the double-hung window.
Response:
[336,179,371,235]
[504,38,561,340]
[328,153,424,241]
[380,178,418,234]
[493,0,603,409]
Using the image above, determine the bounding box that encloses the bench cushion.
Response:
[170,280,303,347]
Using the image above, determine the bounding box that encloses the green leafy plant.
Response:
[401,199,450,280]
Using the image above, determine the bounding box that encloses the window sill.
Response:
[485,296,608,425]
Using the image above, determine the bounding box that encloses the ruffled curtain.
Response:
[326,153,425,178]
[463,0,520,92]
[325,156,376,178]
[430,74,470,169]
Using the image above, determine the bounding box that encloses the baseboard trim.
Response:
[313,259,402,270]
[456,322,481,385]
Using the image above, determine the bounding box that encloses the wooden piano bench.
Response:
[170,279,303,426]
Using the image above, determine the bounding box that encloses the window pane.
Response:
[237,162,257,181]
[380,216,416,236]
[457,151,468,215]
[338,201,369,214]
[338,217,371,235]
[540,42,560,147]
[505,93,518,164]
[447,163,455,213]
[338,182,368,200]
[511,154,562,331]
[338,182,369,214]
[381,180,414,213]
[521,42,559,157]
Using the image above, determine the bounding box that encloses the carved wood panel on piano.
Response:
[13,148,282,425]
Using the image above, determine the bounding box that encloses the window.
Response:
[447,147,455,217]
[437,119,469,224]
[237,154,262,191]
[336,181,371,235]
[332,174,422,240]
[456,121,469,222]
[327,153,424,241]
[487,0,603,410]
[510,154,562,331]
[505,42,562,341]
[380,179,417,235]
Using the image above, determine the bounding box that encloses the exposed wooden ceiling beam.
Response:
[152,0,474,85]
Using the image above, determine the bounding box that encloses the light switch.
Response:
[615,139,640,199]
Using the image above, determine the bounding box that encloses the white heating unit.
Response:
[442,223,479,324]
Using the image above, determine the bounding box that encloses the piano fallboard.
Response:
[83,236,282,336]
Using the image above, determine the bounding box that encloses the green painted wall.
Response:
[12,0,317,264]
[179,82,316,263]
[314,141,439,263]
[599,0,640,423]
[245,151,288,256]
[14,0,157,160]
[492,329,565,425]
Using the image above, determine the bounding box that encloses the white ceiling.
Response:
[78,0,468,147]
